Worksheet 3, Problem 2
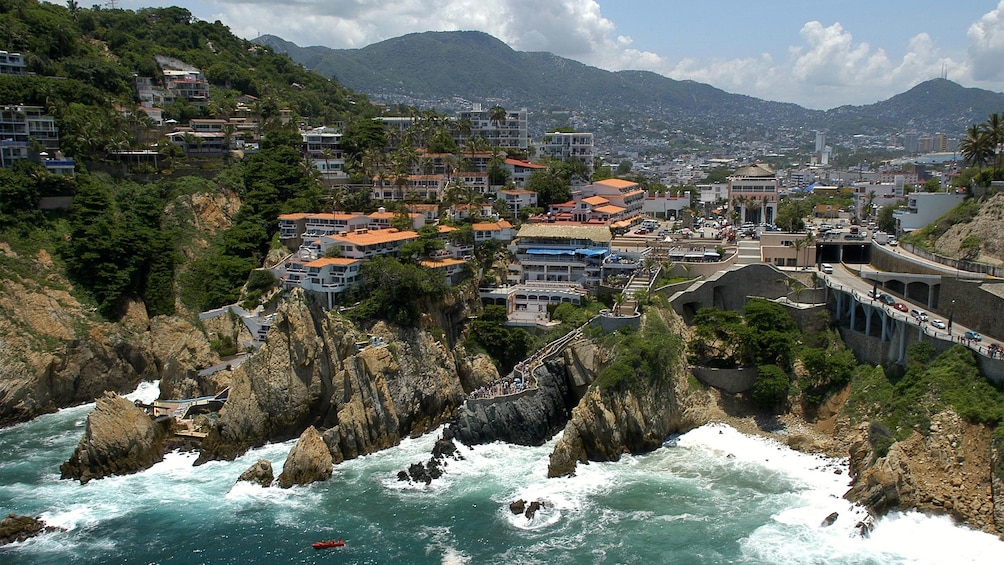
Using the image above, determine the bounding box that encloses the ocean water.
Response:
[1,381,1002,564]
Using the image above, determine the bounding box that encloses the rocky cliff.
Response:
[547,311,705,477]
[843,412,1003,535]
[0,188,240,425]
[60,392,171,483]
[451,339,602,446]
[197,289,472,464]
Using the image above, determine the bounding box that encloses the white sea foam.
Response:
[124,380,161,403]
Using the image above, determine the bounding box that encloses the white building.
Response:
[539,131,594,173]
[893,192,966,235]
[507,224,612,289]
[455,103,528,151]
[728,163,779,225]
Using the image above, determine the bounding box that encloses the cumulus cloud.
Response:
[115,0,1004,109]
[968,0,1004,81]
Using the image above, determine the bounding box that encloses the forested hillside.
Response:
[0,1,378,320]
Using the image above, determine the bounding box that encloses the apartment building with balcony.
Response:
[455,103,528,151]
[497,188,538,217]
[503,158,546,188]
[0,105,59,150]
[279,256,364,309]
[539,131,594,174]
[590,178,645,217]
[0,51,26,75]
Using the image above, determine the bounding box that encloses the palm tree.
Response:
[960,123,993,171]
[987,113,1004,174]
[489,105,507,129]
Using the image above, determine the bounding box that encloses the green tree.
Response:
[525,169,570,207]
[753,364,790,409]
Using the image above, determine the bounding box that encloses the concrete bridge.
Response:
[822,269,1004,383]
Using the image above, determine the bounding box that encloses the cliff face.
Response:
[451,354,573,446]
[0,258,163,425]
[59,392,170,483]
[843,412,1003,535]
[0,188,238,425]
[197,290,469,463]
[547,313,705,477]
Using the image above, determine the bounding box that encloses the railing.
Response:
[825,276,1000,360]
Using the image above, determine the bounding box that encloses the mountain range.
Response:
[257,30,1004,141]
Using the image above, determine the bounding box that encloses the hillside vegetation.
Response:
[0,1,381,321]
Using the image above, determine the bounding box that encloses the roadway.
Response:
[824,263,1001,359]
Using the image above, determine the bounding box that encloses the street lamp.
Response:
[948,299,955,335]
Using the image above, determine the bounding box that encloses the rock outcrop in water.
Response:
[278,426,332,488]
[237,459,275,487]
[197,289,470,465]
[0,513,61,546]
[60,392,171,484]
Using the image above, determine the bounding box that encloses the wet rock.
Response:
[0,514,61,546]
[821,512,839,527]
[237,459,274,487]
[277,426,333,488]
[509,499,526,515]
[60,392,170,484]
[524,500,544,519]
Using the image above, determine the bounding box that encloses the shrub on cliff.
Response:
[594,315,683,392]
[844,344,1004,444]
[753,364,790,409]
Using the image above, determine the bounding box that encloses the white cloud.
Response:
[968,0,1004,81]
[116,0,1004,109]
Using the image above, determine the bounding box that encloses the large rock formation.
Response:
[547,315,703,477]
[197,290,467,464]
[844,412,1002,534]
[60,392,170,484]
[278,426,332,488]
[451,349,580,446]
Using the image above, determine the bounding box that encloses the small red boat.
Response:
[312,539,346,549]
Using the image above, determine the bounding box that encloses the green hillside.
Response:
[0,1,378,320]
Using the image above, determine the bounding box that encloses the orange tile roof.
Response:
[594,204,625,214]
[472,222,506,231]
[438,225,458,233]
[305,257,362,267]
[420,258,467,268]
[595,178,639,189]
[332,229,418,246]
[279,212,312,220]
[583,196,609,205]
[505,158,546,169]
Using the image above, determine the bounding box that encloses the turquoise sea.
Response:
[1,381,1002,564]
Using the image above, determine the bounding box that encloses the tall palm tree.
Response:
[489,105,507,129]
[960,123,993,171]
[987,113,1004,175]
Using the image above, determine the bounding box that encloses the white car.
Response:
[931,319,946,330]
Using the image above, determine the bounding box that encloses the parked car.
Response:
[964,330,982,341]
[820,263,833,274]
[878,294,896,306]
[893,302,908,312]
[931,319,947,329]
[867,289,878,298]
[911,309,929,321]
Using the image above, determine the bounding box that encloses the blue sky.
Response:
[110,1,1004,110]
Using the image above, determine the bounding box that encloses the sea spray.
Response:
[2,384,1003,564]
